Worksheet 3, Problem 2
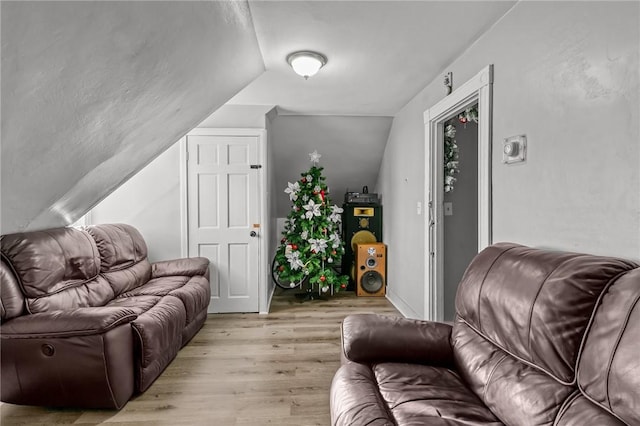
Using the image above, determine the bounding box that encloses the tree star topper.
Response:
[309,150,321,164]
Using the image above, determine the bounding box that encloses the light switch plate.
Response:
[444,202,453,216]
[503,134,527,164]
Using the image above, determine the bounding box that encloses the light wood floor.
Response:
[1,290,400,425]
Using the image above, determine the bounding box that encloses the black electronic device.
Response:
[341,202,382,290]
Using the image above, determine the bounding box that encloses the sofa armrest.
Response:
[341,314,453,366]
[0,307,137,338]
[1,307,137,409]
[151,257,210,279]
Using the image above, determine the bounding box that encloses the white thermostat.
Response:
[503,134,527,164]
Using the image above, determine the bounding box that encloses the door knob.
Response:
[250,231,257,237]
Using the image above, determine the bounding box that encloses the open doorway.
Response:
[423,65,493,321]
[443,110,478,321]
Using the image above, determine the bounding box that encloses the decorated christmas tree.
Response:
[273,151,349,295]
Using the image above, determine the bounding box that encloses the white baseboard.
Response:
[260,284,275,315]
[386,289,422,319]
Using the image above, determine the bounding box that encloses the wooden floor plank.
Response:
[1,291,400,425]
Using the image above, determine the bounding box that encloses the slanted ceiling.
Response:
[1,1,264,233]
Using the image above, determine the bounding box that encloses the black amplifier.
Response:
[344,191,380,205]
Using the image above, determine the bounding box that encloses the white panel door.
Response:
[187,134,260,313]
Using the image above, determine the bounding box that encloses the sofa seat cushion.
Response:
[375,363,503,425]
[119,275,210,326]
[331,361,502,426]
[106,295,161,315]
[130,295,186,392]
[120,276,188,297]
[168,275,210,324]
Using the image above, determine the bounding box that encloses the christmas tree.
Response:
[273,151,349,295]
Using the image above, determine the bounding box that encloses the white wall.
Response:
[90,142,183,263]
[1,1,263,233]
[90,105,278,312]
[377,1,640,318]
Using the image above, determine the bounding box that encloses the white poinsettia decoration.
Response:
[286,217,296,231]
[286,251,304,270]
[306,174,313,183]
[314,185,321,193]
[329,205,343,223]
[302,194,309,202]
[329,232,341,248]
[284,181,300,201]
[300,230,309,240]
[309,238,328,253]
[445,124,456,138]
[309,150,322,164]
[303,199,321,219]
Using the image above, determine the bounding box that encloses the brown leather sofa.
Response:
[1,223,211,409]
[331,242,640,426]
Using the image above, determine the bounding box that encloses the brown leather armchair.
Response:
[331,243,640,426]
[1,224,211,409]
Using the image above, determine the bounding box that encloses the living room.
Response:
[2,1,639,425]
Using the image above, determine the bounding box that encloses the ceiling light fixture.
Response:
[286,51,327,80]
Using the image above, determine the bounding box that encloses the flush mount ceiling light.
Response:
[286,51,327,80]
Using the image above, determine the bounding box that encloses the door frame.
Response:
[422,65,493,321]
[180,127,268,313]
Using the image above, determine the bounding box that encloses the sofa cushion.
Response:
[576,268,640,425]
[331,361,502,426]
[374,362,502,425]
[555,393,626,426]
[86,224,151,295]
[331,362,400,426]
[86,224,148,272]
[130,295,186,392]
[453,319,574,426]
[107,295,161,315]
[168,275,210,325]
[455,243,637,385]
[120,276,188,297]
[1,261,25,321]
[0,227,116,314]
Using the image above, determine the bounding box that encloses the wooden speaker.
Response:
[355,243,386,297]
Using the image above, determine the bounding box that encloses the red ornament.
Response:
[281,238,286,244]
[459,116,467,124]
[320,275,326,282]
[301,177,307,183]
[278,266,285,272]
[332,250,337,255]
[291,244,298,250]
[340,283,347,289]
[320,190,325,201]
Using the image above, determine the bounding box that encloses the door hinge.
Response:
[250,164,262,169]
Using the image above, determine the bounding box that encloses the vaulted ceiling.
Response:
[1,1,263,233]
[1,1,516,233]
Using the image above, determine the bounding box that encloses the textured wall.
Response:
[1,1,263,233]
[377,1,640,318]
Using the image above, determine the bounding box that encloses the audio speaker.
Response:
[355,243,386,297]
[342,203,382,289]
